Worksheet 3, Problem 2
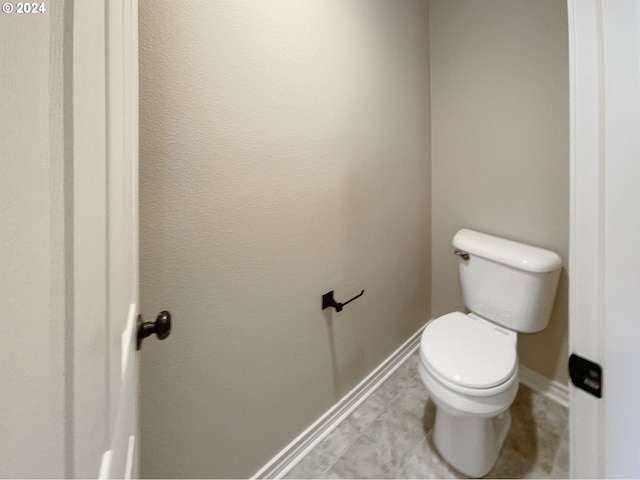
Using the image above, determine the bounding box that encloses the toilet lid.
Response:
[420,312,517,389]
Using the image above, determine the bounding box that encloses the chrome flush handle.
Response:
[454,249,470,261]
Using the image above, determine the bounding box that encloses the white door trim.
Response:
[569,0,640,477]
[568,1,605,477]
[71,1,141,477]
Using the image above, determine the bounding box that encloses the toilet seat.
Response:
[420,312,517,390]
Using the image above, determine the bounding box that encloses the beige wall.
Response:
[430,0,569,384]
[138,1,431,478]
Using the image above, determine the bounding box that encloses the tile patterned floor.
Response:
[285,353,569,479]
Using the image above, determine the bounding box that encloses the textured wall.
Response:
[138,1,431,477]
[430,0,569,384]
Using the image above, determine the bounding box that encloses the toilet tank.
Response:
[453,229,563,333]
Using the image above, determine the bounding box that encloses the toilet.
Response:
[419,228,562,477]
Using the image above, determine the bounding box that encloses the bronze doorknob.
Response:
[137,310,171,350]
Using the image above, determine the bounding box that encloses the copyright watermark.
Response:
[2,3,46,14]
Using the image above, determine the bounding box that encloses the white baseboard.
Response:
[251,325,426,479]
[519,365,569,408]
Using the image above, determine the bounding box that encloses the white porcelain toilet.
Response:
[419,229,562,478]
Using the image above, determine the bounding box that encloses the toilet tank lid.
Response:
[452,229,563,273]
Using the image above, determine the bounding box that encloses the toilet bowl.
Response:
[418,229,563,477]
[418,312,519,477]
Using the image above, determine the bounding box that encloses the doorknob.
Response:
[137,311,172,350]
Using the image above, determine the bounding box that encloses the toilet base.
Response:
[433,407,511,478]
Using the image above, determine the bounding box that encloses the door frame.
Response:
[569,0,640,477]
[68,0,140,477]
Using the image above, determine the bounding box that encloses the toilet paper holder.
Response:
[322,289,365,312]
